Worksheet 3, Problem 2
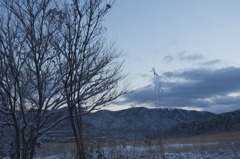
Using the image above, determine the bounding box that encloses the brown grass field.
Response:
[160,131,240,145]
[36,131,240,157]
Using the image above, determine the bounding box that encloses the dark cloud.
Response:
[121,67,240,113]
[213,95,240,106]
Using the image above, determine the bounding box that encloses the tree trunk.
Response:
[29,139,37,159]
[69,109,85,159]
[78,113,85,159]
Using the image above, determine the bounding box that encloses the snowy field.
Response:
[6,141,237,159]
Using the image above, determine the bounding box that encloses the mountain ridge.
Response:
[165,109,240,138]
[83,107,215,140]
[44,107,240,141]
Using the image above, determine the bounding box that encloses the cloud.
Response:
[163,55,174,62]
[178,51,204,61]
[200,59,223,66]
[163,51,204,63]
[137,73,150,78]
[121,67,240,113]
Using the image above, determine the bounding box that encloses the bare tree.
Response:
[0,1,68,158]
[51,0,126,158]
[0,0,125,158]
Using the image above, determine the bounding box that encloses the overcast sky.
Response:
[104,0,240,113]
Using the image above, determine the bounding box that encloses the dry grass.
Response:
[36,142,77,157]
[112,131,240,146]
[161,131,240,144]
[160,131,240,157]
[36,131,240,157]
